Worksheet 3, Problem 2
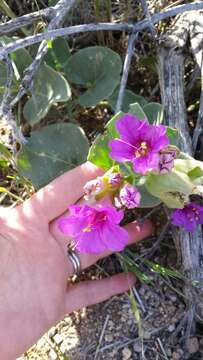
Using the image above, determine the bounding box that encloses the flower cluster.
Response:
[58,114,203,254]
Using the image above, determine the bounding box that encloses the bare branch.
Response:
[11,0,77,107]
[1,1,203,61]
[139,0,156,37]
[189,11,203,152]
[116,0,157,112]
[115,32,138,112]
[0,8,54,35]
[158,13,203,330]
[0,0,76,35]
[0,46,13,116]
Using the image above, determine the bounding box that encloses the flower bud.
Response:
[108,172,122,187]
[119,184,141,209]
[84,178,104,198]
[158,146,177,174]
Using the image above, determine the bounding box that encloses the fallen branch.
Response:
[116,0,156,112]
[11,0,77,107]
[158,13,203,334]
[0,44,13,116]
[1,1,203,60]
[115,32,138,113]
[0,3,66,34]
[189,11,203,152]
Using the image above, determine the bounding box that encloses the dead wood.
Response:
[158,13,203,331]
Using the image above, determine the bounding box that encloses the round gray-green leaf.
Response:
[66,46,122,107]
[108,88,147,112]
[23,64,71,124]
[18,123,89,189]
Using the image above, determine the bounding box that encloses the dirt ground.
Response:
[17,275,202,360]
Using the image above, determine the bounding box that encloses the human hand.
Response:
[0,162,152,359]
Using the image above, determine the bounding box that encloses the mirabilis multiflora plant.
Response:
[58,104,203,253]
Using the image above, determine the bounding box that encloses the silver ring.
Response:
[67,247,81,275]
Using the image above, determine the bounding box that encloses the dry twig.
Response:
[11,0,77,108]
[1,2,203,60]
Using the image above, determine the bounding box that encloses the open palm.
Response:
[0,162,152,359]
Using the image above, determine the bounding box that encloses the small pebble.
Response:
[108,320,114,330]
[122,347,132,360]
[48,327,57,338]
[133,341,142,353]
[186,337,199,354]
[168,324,175,332]
[172,351,181,360]
[170,295,177,302]
[105,334,113,342]
[48,349,57,360]
[53,333,63,345]
[60,342,68,355]
[143,331,151,340]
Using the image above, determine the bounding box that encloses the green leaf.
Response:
[0,36,32,78]
[174,159,203,185]
[105,111,124,138]
[137,184,161,208]
[53,38,71,72]
[174,158,203,174]
[45,38,71,72]
[17,123,89,189]
[166,127,179,146]
[0,61,9,104]
[0,143,11,158]
[23,64,71,124]
[188,166,203,181]
[108,88,147,112]
[87,131,113,170]
[140,56,157,73]
[143,102,164,124]
[145,170,195,208]
[11,48,32,78]
[128,103,147,120]
[66,46,122,106]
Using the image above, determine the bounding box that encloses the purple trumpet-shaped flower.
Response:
[119,184,141,209]
[58,204,129,253]
[158,146,177,174]
[109,115,169,175]
[171,202,203,232]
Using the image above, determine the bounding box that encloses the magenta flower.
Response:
[119,184,141,209]
[171,203,203,232]
[58,204,129,253]
[109,115,169,175]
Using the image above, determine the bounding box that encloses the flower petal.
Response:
[171,209,196,232]
[116,115,147,143]
[57,216,87,236]
[104,206,124,224]
[75,229,107,253]
[109,139,135,162]
[102,223,129,251]
[133,152,160,175]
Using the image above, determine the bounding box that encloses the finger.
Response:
[65,273,135,313]
[50,219,152,273]
[23,162,103,222]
